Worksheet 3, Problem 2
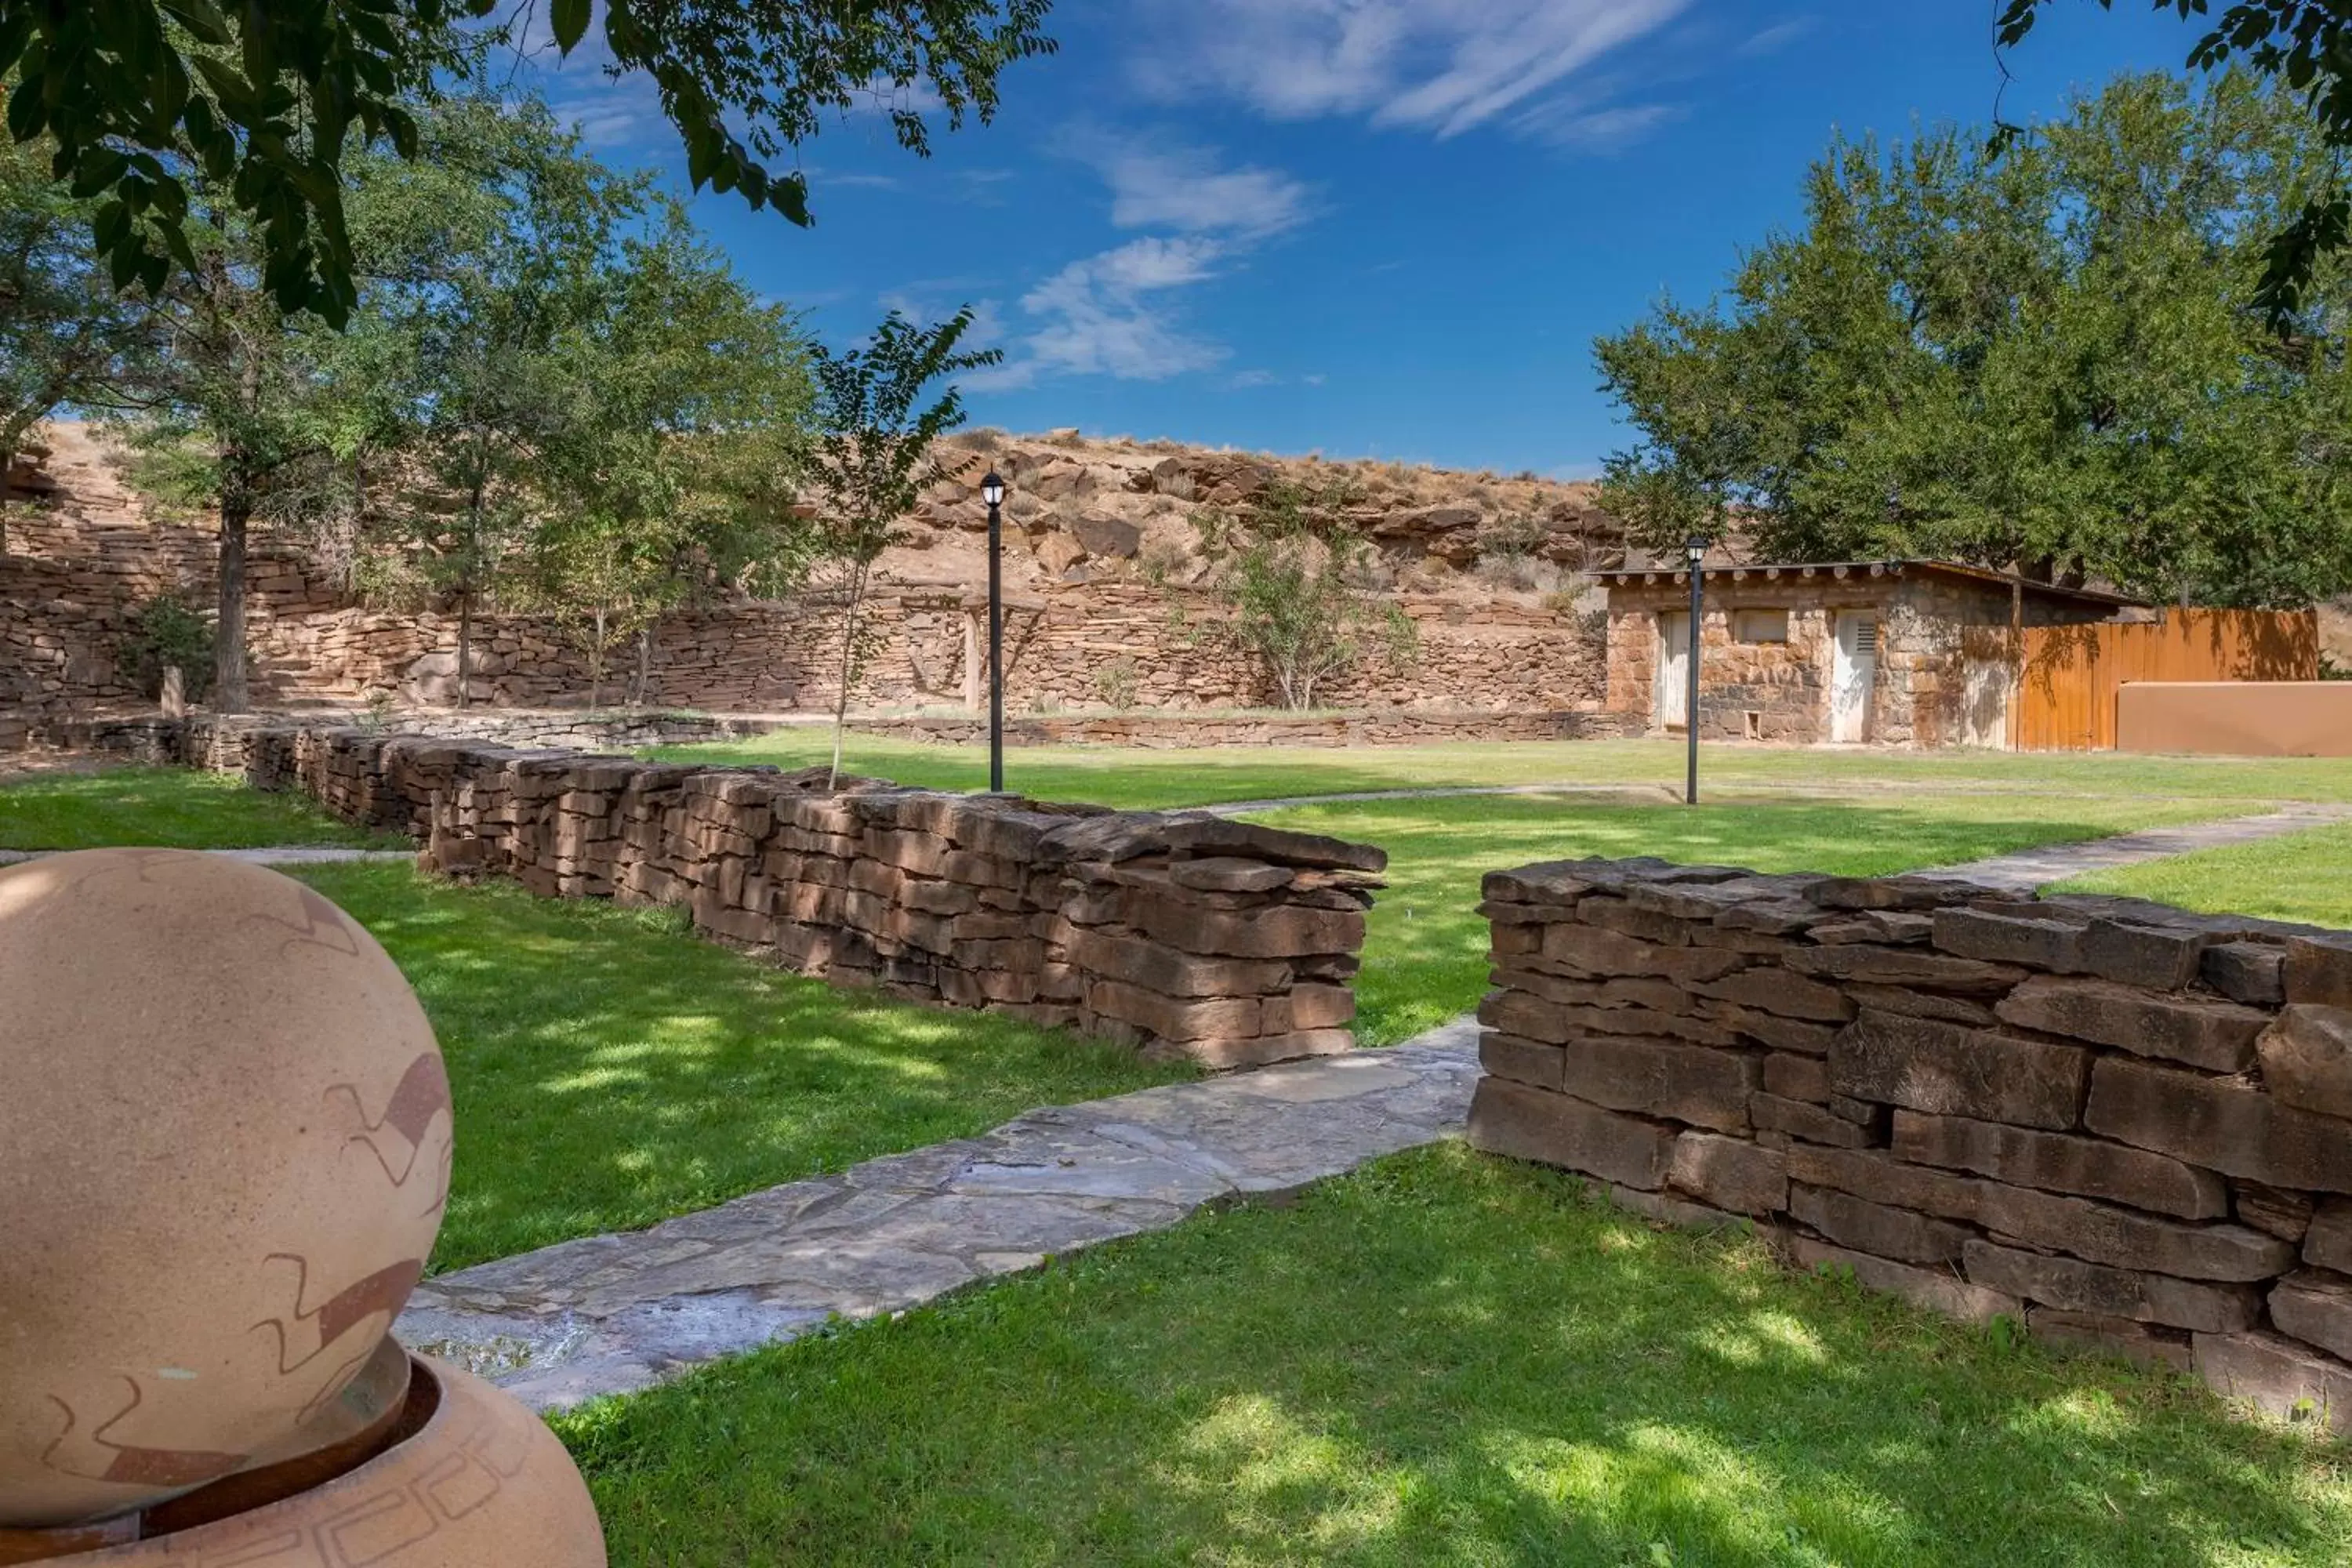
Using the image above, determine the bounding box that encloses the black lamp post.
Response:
[981,470,1007,793]
[1684,534,1706,806]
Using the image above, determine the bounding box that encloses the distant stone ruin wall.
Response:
[1468,855,2352,1433]
[192,720,1385,1070]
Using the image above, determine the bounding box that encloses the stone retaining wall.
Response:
[1468,855,2352,1432]
[845,708,1628,749]
[212,722,1383,1070]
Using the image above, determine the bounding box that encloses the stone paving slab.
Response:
[395,1022,1483,1410]
[1923,806,2350,891]
[0,844,413,866]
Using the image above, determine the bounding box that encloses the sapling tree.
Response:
[1194,478,1420,711]
[803,307,999,786]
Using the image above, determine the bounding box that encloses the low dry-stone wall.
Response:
[1468,855,2352,1432]
[223,724,1381,1069]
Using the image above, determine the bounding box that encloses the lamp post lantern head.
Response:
[1684,535,1708,568]
[981,470,1006,509]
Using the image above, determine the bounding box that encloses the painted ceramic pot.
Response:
[0,851,453,1529]
[43,1358,608,1566]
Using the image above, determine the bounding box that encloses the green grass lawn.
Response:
[0,765,400,850]
[656,731,2352,811]
[288,864,1193,1272]
[2059,819,2352,931]
[1253,792,2235,1046]
[556,1142,2352,1568]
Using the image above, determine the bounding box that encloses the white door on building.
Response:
[1657,612,1690,731]
[1831,612,1877,742]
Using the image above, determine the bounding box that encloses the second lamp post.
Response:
[981,470,1007,793]
[1684,533,1705,806]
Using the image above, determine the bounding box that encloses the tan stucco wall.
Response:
[2117,681,2352,757]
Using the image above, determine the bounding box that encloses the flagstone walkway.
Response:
[396,1023,1483,1410]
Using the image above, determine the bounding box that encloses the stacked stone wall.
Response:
[1469,855,2352,1431]
[201,721,1381,1070]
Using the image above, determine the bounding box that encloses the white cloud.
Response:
[1229,369,1281,388]
[1131,0,1689,140]
[1515,99,1683,151]
[978,142,1317,391]
[1097,145,1312,238]
[978,238,1232,389]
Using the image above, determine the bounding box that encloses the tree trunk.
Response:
[456,588,474,711]
[587,604,606,712]
[829,563,869,792]
[633,623,654,708]
[1,445,12,559]
[216,492,250,712]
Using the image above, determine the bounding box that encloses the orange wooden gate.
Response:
[2016,609,2319,750]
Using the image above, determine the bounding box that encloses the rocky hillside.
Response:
[890,429,1627,604]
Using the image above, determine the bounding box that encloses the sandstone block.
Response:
[1668,1132,1788,1214]
[1933,906,2086,971]
[1786,1144,1985,1223]
[1764,1052,1831,1103]
[1166,857,1297,895]
[1068,929,1293,997]
[1890,1111,2228,1220]
[1715,1007,1841,1054]
[1995,976,2267,1073]
[1688,967,1853,1022]
[2192,1330,2352,1436]
[1792,1237,2020,1324]
[1480,1031,1563,1091]
[2309,1200,2352,1272]
[1578,896,1695,946]
[1541,923,1747,985]
[1751,1094,1881,1148]
[2270,1269,2352,1363]
[2285,935,2352,1007]
[1288,982,1356,1030]
[1829,1011,2089,1131]
[1131,898,1365,960]
[1962,1240,2257,1332]
[1466,1078,1678,1189]
[2086,1057,2352,1193]
[2234,1182,2316,1243]
[2080,918,2206,991]
[2204,942,2287,1006]
[1555,1036,1759,1134]
[1188,1028,1354,1070]
[2257,1006,2352,1120]
[2027,1308,2194,1372]
[1788,945,2024,993]
[1811,911,1936,946]
[1087,981,1259,1043]
[1975,1182,2294,1282]
[1790,1182,1972,1265]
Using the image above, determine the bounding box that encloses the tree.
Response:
[804,307,997,786]
[1996,0,2352,323]
[359,96,652,707]
[1191,479,1419,712]
[526,201,818,710]
[0,134,153,554]
[0,0,1055,323]
[1596,71,2352,608]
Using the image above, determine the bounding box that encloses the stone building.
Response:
[1596,560,2142,748]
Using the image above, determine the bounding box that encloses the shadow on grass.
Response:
[0,766,397,850]
[557,1145,2352,1567]
[1261,793,2238,1047]
[289,865,1195,1273]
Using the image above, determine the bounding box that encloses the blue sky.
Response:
[525,2,2206,477]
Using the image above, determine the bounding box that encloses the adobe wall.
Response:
[187,721,1382,1071]
[1470,855,2352,1431]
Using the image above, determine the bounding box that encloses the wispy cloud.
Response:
[1515,99,1683,151]
[1736,16,1815,57]
[1229,368,1281,388]
[978,143,1312,392]
[1131,0,1690,140]
[1095,143,1313,238]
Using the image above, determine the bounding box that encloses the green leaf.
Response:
[551,0,593,53]
[157,0,237,46]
